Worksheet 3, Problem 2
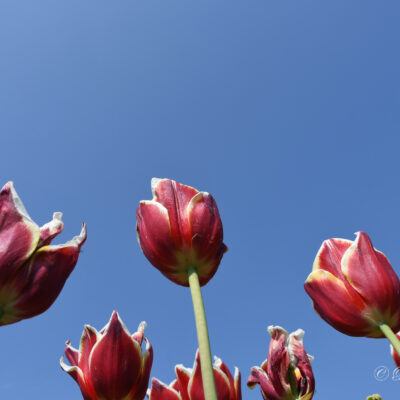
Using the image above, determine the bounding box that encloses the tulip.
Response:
[247,326,315,400]
[61,310,153,400]
[136,178,227,287]
[304,231,400,338]
[0,181,86,326]
[148,350,241,400]
[137,178,227,400]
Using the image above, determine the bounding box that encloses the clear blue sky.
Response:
[1,1,400,399]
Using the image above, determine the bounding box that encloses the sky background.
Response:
[1,0,400,399]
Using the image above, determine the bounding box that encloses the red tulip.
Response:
[61,311,153,400]
[148,350,241,400]
[136,178,227,286]
[0,181,86,325]
[304,232,400,337]
[247,326,315,400]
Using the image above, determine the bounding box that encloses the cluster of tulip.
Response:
[1,178,399,399]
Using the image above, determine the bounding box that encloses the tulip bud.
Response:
[136,178,227,286]
[0,182,86,325]
[148,350,241,400]
[61,311,153,400]
[247,326,315,400]
[304,232,400,337]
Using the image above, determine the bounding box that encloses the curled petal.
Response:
[0,182,40,285]
[9,224,87,322]
[304,269,377,336]
[266,326,290,397]
[38,212,64,247]
[65,340,79,367]
[60,356,93,400]
[247,367,281,400]
[89,311,143,399]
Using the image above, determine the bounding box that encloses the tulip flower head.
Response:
[247,326,315,400]
[0,182,86,326]
[61,311,153,400]
[136,178,227,286]
[148,349,241,400]
[304,232,400,337]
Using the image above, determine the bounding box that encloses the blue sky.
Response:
[1,0,400,398]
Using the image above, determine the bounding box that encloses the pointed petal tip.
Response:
[291,329,305,341]
[151,178,165,196]
[267,325,288,337]
[138,321,147,333]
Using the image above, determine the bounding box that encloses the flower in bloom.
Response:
[304,231,400,337]
[61,310,153,400]
[390,333,400,368]
[247,326,315,400]
[136,178,227,286]
[148,350,241,400]
[0,181,86,325]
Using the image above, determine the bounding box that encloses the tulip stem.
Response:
[188,266,217,400]
[379,323,400,358]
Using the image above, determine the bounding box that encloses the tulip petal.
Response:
[265,326,291,397]
[188,351,231,400]
[247,367,281,400]
[287,330,315,399]
[38,212,64,247]
[89,311,143,399]
[76,325,99,398]
[8,224,87,322]
[60,356,93,400]
[130,338,153,400]
[312,238,352,278]
[149,378,182,400]
[187,192,227,285]
[137,201,183,281]
[233,368,241,400]
[214,357,241,400]
[0,182,40,285]
[151,178,198,247]
[187,192,224,260]
[391,334,400,369]
[305,269,376,336]
[65,340,79,367]
[341,232,400,328]
[175,365,192,400]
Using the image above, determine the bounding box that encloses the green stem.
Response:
[379,323,400,358]
[188,266,217,400]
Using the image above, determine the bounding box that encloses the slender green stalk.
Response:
[379,323,400,358]
[188,266,217,400]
